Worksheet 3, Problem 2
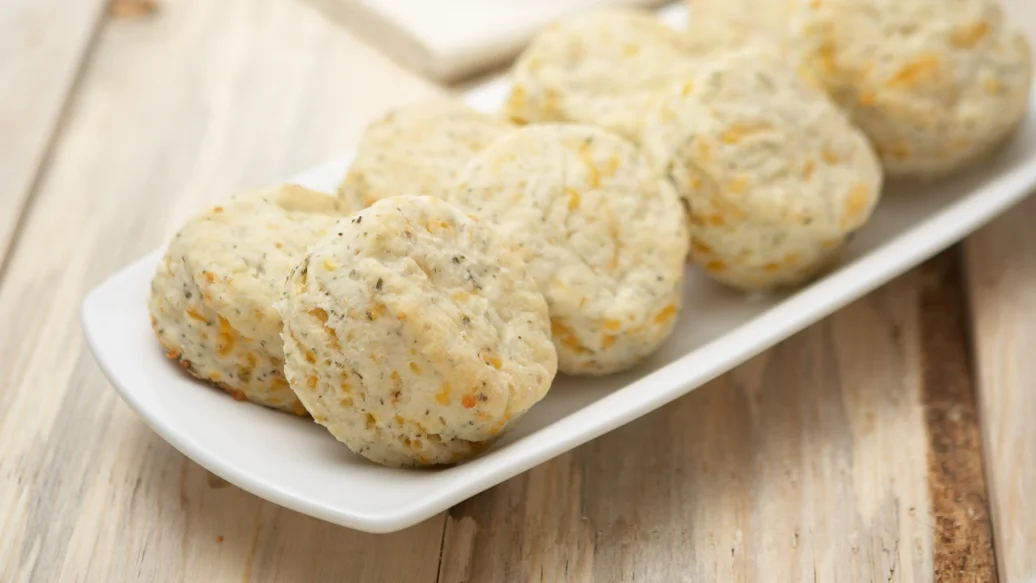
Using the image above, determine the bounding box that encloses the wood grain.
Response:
[0,0,446,580]
[918,252,996,581]
[962,3,1036,581]
[964,195,1036,583]
[440,264,986,582]
[0,0,108,268]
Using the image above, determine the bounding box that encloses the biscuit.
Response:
[786,0,1033,177]
[640,48,883,291]
[505,8,698,141]
[148,185,347,414]
[685,0,795,54]
[450,124,689,375]
[339,98,511,210]
[279,195,557,467]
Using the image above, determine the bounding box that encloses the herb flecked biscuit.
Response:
[338,99,511,210]
[449,124,689,376]
[639,49,883,291]
[279,195,557,467]
[149,186,347,414]
[505,8,698,141]
[786,0,1033,178]
[684,0,795,55]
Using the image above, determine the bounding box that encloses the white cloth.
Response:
[305,0,672,82]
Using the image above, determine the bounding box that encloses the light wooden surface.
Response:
[965,199,1036,582]
[0,1,443,581]
[439,253,995,582]
[0,0,107,265]
[0,0,1031,581]
[961,3,1036,579]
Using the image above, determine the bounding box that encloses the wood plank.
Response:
[440,254,997,582]
[0,0,446,580]
[964,195,1036,582]
[0,0,107,268]
[960,3,1036,580]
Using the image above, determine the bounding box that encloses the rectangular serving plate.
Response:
[82,4,1036,533]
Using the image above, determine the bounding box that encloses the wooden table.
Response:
[1,1,1033,581]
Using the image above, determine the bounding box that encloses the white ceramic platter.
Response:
[82,4,1036,533]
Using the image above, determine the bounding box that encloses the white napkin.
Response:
[305,0,673,82]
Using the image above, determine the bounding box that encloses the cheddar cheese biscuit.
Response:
[685,0,794,54]
[787,0,1033,177]
[506,9,698,141]
[640,49,883,290]
[450,124,689,375]
[149,185,346,414]
[339,99,511,209]
[279,195,556,467]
